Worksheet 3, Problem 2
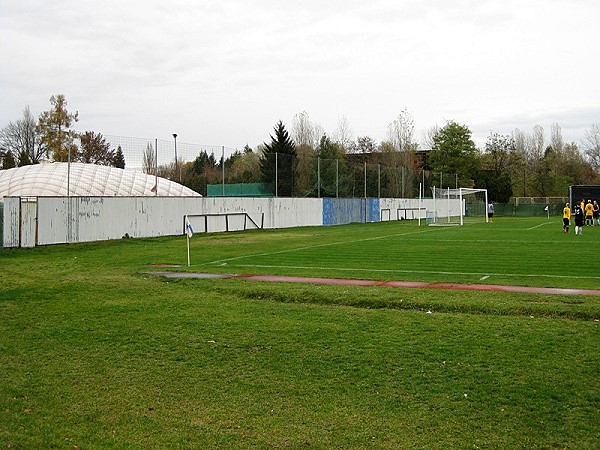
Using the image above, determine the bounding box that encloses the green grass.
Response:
[179,217,600,289]
[1,217,599,448]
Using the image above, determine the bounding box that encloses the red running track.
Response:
[145,271,600,296]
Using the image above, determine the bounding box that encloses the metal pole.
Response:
[401,166,405,198]
[154,138,158,196]
[222,145,225,197]
[317,157,321,198]
[275,152,278,197]
[364,162,367,198]
[378,163,381,199]
[418,182,422,226]
[67,140,70,197]
[66,136,71,243]
[336,159,339,198]
[172,133,178,182]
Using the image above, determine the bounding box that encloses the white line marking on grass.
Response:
[223,263,600,281]
[480,275,490,281]
[526,222,554,230]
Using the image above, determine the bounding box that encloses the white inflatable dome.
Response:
[0,162,201,200]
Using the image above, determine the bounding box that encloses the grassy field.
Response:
[1,217,599,448]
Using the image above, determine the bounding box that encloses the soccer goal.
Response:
[429,187,489,226]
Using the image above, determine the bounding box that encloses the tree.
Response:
[560,142,591,186]
[421,125,439,150]
[583,122,600,171]
[227,146,261,183]
[113,146,126,169]
[1,150,16,169]
[511,128,529,196]
[385,109,419,197]
[387,108,415,152]
[349,136,377,154]
[290,112,320,195]
[333,115,353,151]
[0,106,44,166]
[36,94,79,162]
[182,151,219,195]
[260,121,297,196]
[429,121,480,187]
[316,135,348,197]
[142,142,156,174]
[476,133,515,202]
[79,131,114,165]
[292,111,314,149]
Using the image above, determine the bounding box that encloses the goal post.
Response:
[429,187,489,226]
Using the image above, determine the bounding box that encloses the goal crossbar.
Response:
[430,187,489,226]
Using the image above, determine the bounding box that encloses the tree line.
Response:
[0,95,125,169]
[2,96,600,201]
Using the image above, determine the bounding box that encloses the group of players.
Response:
[562,199,600,235]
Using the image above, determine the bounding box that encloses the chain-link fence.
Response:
[493,198,568,217]
[103,135,460,198]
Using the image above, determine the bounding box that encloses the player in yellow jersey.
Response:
[562,202,571,233]
[585,199,594,226]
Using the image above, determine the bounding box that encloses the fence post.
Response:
[336,159,339,198]
[364,162,367,199]
[378,163,381,198]
[318,157,321,198]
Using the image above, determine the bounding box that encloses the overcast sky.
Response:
[2,0,599,154]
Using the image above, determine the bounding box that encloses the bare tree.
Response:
[333,115,353,150]
[584,122,600,170]
[550,122,564,153]
[142,142,156,174]
[421,125,439,150]
[530,124,545,164]
[387,108,415,152]
[511,128,529,196]
[312,123,325,148]
[291,111,315,149]
[0,106,44,166]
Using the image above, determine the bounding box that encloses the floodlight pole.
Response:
[154,138,158,196]
[172,133,178,182]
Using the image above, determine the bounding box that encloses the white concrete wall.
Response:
[7,196,323,247]
[3,197,20,247]
[3,195,459,248]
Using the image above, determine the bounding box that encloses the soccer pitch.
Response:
[184,217,600,290]
[1,217,599,448]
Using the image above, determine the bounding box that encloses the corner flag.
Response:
[185,217,194,238]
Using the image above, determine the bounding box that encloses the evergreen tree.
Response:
[1,150,16,169]
[317,135,348,197]
[259,121,297,196]
[113,146,126,169]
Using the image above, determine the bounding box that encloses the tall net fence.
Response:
[103,135,460,198]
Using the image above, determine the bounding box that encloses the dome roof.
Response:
[0,162,201,200]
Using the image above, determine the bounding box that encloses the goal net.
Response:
[428,187,489,226]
